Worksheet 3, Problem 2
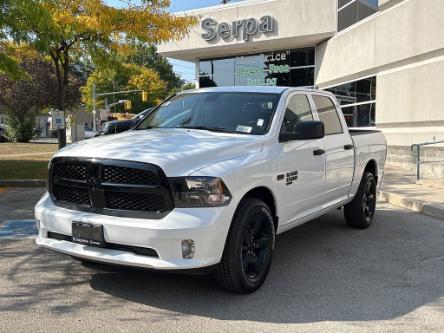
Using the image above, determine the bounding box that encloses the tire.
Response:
[214,198,275,293]
[344,171,377,229]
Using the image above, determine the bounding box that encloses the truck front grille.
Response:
[49,158,174,219]
[52,184,90,206]
[105,191,165,212]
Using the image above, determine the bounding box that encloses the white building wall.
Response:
[316,0,444,145]
[159,0,337,61]
[159,0,444,147]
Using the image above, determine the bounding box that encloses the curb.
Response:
[377,190,444,221]
[0,179,46,188]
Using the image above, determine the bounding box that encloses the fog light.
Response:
[181,240,195,259]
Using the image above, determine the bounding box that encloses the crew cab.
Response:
[35,87,387,293]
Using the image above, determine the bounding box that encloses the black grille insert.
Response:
[49,158,174,218]
[52,184,90,206]
[53,163,87,181]
[105,191,165,212]
[103,165,159,185]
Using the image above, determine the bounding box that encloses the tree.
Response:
[81,63,166,114]
[0,54,80,142]
[182,82,196,90]
[128,44,183,93]
[3,0,196,114]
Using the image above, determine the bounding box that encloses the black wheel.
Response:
[344,171,377,229]
[214,198,275,293]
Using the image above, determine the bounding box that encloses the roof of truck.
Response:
[177,86,318,94]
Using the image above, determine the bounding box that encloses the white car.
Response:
[35,87,387,293]
[84,126,98,139]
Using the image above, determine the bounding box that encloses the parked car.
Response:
[35,87,387,293]
[84,126,98,139]
[99,108,153,136]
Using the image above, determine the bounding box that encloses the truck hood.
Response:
[55,129,264,176]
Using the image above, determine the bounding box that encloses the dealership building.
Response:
[158,0,444,171]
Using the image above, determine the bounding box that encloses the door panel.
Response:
[312,94,354,204]
[275,93,326,227]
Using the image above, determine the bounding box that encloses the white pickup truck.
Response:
[35,87,387,293]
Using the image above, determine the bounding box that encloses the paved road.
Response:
[0,188,443,332]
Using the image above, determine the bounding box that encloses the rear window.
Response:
[312,95,343,135]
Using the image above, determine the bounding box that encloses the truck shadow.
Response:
[87,204,444,323]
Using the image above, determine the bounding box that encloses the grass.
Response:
[0,143,58,180]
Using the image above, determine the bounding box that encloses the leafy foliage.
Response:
[2,0,197,111]
[82,63,166,114]
[0,54,81,142]
[128,44,183,92]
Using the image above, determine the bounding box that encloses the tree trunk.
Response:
[50,48,70,148]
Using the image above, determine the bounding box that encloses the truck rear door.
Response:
[311,93,354,205]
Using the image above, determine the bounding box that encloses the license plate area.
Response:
[72,222,105,247]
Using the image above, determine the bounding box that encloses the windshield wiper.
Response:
[178,126,236,134]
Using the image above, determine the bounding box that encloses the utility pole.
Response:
[92,82,97,131]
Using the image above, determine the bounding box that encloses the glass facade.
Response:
[199,48,315,88]
[338,0,378,31]
[326,76,376,127]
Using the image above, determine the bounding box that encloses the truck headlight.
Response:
[169,177,232,207]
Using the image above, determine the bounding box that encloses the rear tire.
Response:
[214,198,275,293]
[344,171,377,229]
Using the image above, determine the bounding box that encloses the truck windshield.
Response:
[136,92,280,135]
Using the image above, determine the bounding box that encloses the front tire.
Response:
[344,171,377,229]
[214,198,275,293]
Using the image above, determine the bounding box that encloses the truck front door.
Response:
[275,92,326,227]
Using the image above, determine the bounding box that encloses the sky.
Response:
[105,0,238,83]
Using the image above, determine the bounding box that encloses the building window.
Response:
[325,76,376,127]
[338,0,378,32]
[199,47,315,88]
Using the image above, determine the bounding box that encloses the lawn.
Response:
[0,143,58,180]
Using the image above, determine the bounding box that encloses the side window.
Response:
[312,95,343,135]
[281,94,313,134]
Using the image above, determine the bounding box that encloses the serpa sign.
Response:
[201,15,275,42]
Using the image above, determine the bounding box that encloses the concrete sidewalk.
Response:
[378,166,444,220]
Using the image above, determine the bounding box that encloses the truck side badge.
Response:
[286,171,298,186]
[277,174,285,181]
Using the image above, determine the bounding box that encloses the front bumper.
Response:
[35,192,235,270]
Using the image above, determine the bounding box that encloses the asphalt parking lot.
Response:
[0,188,443,332]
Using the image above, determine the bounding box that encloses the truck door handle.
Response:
[313,149,325,156]
[344,144,354,150]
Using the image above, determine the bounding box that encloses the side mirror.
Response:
[279,121,325,142]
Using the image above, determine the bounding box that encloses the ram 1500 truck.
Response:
[35,87,387,293]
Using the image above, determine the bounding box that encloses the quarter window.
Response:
[312,95,343,135]
[280,94,313,134]
[325,76,376,127]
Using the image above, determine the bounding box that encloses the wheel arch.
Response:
[364,159,378,183]
[239,186,279,231]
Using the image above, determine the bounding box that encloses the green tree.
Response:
[82,63,166,114]
[2,0,196,113]
[128,44,183,93]
[0,53,81,142]
[0,0,48,79]
[182,82,196,90]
